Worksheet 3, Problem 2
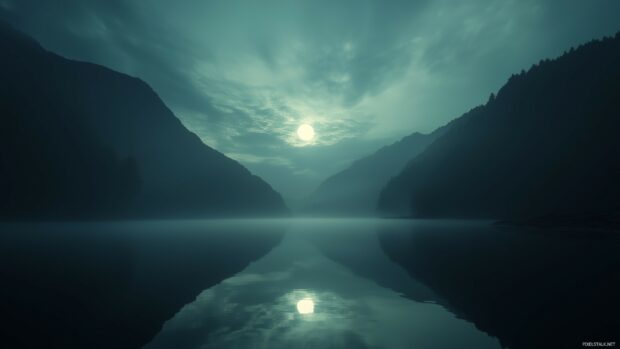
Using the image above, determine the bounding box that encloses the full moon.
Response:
[296,298,315,314]
[296,124,315,141]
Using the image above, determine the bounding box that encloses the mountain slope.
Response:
[305,131,441,215]
[378,32,620,219]
[0,22,287,219]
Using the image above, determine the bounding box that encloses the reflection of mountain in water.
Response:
[4,219,611,349]
[0,220,285,349]
[308,219,437,302]
[145,219,500,349]
[378,221,620,349]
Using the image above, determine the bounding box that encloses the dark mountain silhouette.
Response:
[0,22,287,219]
[378,32,620,220]
[305,131,442,215]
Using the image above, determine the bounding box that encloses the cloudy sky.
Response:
[2,0,619,199]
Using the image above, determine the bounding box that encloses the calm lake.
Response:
[1,219,618,349]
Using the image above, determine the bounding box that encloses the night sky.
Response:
[2,0,619,199]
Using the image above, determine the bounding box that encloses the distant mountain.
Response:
[305,132,441,215]
[0,22,287,219]
[379,32,620,220]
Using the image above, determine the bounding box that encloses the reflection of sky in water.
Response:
[145,222,500,349]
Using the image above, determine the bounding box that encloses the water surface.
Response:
[2,218,618,349]
[145,219,500,349]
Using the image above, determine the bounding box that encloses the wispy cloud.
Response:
[3,0,619,197]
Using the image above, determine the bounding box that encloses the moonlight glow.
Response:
[296,124,315,141]
[296,298,315,314]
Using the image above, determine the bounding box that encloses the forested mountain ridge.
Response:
[378,32,620,220]
[305,131,442,215]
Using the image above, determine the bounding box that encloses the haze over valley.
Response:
[1,1,619,348]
